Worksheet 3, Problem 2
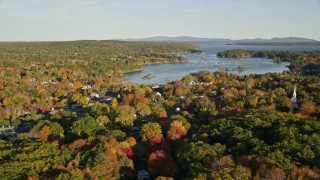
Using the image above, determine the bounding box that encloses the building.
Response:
[291,85,299,109]
[152,85,160,89]
[90,92,100,99]
[49,108,59,115]
[137,170,149,180]
[82,85,92,90]
[0,127,17,139]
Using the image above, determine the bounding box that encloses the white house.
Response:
[152,85,160,89]
[179,95,186,100]
[90,92,100,99]
[82,85,92,90]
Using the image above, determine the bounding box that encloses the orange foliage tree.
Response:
[147,150,177,177]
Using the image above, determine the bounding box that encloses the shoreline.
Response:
[121,58,189,74]
[120,49,203,74]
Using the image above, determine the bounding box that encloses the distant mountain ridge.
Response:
[122,36,319,43]
[124,36,230,42]
[236,37,318,43]
[271,37,318,42]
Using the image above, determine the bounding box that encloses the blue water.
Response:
[123,43,320,85]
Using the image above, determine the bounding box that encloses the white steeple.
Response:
[292,86,297,99]
[291,85,298,109]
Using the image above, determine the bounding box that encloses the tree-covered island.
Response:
[217,49,320,75]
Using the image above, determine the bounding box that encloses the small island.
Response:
[233,65,246,72]
[217,49,253,58]
[141,74,156,79]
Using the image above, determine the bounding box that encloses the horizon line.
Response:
[0,36,320,43]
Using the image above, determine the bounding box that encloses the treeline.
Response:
[0,40,197,72]
[217,49,320,74]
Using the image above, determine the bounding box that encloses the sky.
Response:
[0,0,320,41]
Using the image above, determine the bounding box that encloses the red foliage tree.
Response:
[121,147,134,159]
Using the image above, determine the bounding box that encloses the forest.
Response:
[0,41,320,179]
[0,40,195,72]
[0,41,196,124]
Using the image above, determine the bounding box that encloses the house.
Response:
[105,91,123,102]
[156,92,162,97]
[98,96,114,104]
[212,91,217,96]
[197,95,204,99]
[82,85,92,90]
[152,85,160,89]
[104,96,113,101]
[179,95,186,100]
[0,127,17,139]
[90,92,100,99]
[137,170,149,180]
[189,81,196,86]
[49,108,58,115]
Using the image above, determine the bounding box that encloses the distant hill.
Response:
[121,36,320,46]
[232,37,320,46]
[235,37,318,43]
[271,37,318,42]
[124,36,231,42]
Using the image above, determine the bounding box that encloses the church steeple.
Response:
[291,85,298,109]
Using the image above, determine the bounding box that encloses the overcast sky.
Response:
[1,0,320,41]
